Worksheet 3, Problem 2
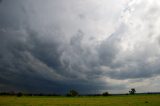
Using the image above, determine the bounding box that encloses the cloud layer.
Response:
[0,0,160,94]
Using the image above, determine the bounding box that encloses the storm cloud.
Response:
[0,0,160,94]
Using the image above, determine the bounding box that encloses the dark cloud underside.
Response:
[0,0,160,93]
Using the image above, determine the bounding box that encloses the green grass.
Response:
[0,95,160,106]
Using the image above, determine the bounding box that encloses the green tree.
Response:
[102,91,109,96]
[129,88,136,95]
[17,92,23,97]
[67,90,79,96]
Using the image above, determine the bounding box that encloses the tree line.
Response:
[0,88,137,97]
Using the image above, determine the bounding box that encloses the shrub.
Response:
[17,92,23,97]
[102,91,109,96]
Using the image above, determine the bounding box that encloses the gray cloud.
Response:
[0,0,160,94]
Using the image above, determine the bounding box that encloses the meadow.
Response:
[0,94,160,106]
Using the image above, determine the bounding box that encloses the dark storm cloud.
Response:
[0,0,160,93]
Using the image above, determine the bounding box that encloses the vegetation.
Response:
[1,89,160,106]
[129,88,136,95]
[17,92,23,97]
[102,91,109,96]
[66,90,79,97]
[0,94,160,106]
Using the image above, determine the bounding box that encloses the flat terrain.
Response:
[0,95,160,106]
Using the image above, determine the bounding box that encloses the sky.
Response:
[0,0,160,94]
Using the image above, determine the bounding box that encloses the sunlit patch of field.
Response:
[0,95,160,106]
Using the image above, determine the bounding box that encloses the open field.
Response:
[0,95,160,106]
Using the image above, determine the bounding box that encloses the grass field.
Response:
[0,95,160,106]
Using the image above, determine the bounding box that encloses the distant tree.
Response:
[67,90,79,97]
[102,91,109,96]
[9,91,15,95]
[17,92,23,97]
[129,88,136,95]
